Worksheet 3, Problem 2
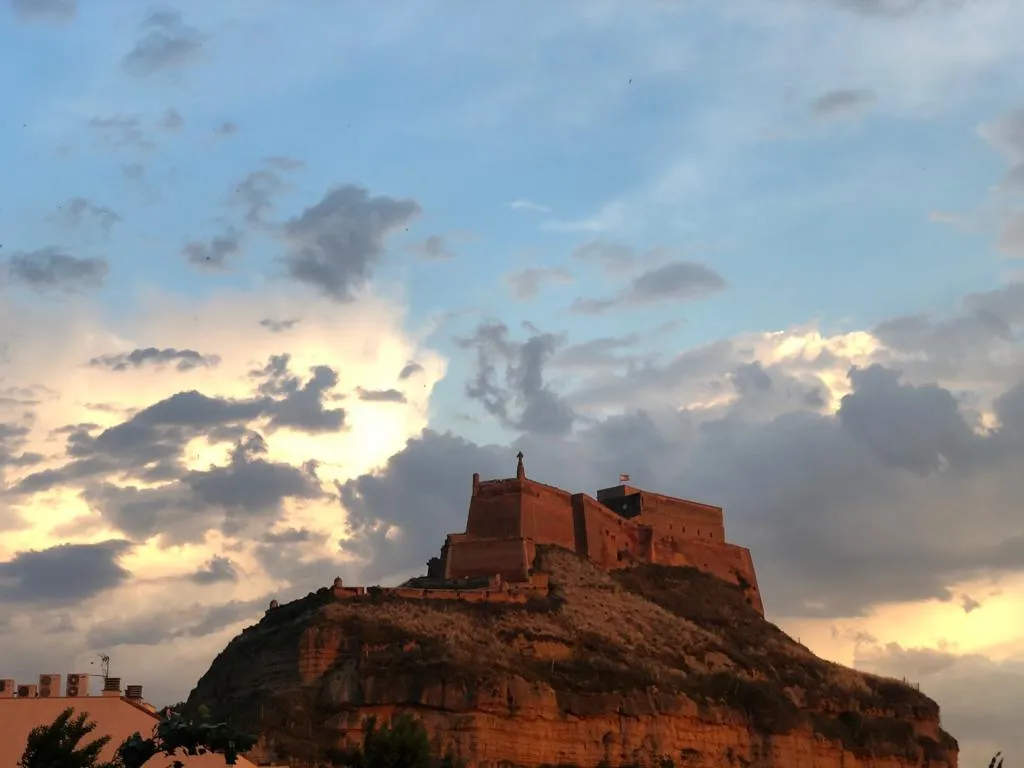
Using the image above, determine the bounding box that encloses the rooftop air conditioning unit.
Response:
[38,674,61,698]
[0,679,15,698]
[66,674,90,698]
[17,684,38,698]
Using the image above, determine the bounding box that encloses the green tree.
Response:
[19,704,256,768]
[19,708,117,768]
[337,713,462,768]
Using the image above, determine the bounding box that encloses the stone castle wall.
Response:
[444,470,765,615]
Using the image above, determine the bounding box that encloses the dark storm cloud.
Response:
[281,185,421,301]
[356,387,406,404]
[337,431,511,582]
[809,89,876,119]
[88,347,221,372]
[10,0,75,23]
[59,197,122,235]
[3,248,108,291]
[337,355,1024,619]
[570,259,727,315]
[838,364,984,475]
[0,540,131,604]
[188,555,238,585]
[409,234,455,261]
[121,9,205,77]
[259,318,300,333]
[78,433,326,545]
[251,354,347,433]
[181,231,240,269]
[8,356,345,497]
[455,321,575,436]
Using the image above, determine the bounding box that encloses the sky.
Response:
[1,0,1023,763]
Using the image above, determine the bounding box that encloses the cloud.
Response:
[88,348,221,373]
[332,272,1024,627]
[259,318,300,333]
[281,185,421,301]
[213,121,239,136]
[230,166,290,226]
[397,362,423,380]
[570,259,727,315]
[455,321,575,436]
[263,156,304,171]
[57,197,122,235]
[809,88,876,120]
[507,199,550,214]
[120,162,146,181]
[571,240,636,274]
[337,431,510,582]
[87,116,154,151]
[408,234,455,261]
[181,231,240,270]
[85,596,265,648]
[9,0,75,23]
[974,107,1024,258]
[2,248,108,292]
[121,9,206,77]
[188,555,237,585]
[0,540,131,604]
[158,108,184,131]
[504,267,573,300]
[820,0,952,17]
[356,387,407,404]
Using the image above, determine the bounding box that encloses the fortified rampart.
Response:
[440,454,764,615]
[301,454,764,616]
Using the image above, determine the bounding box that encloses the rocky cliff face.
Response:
[186,547,958,768]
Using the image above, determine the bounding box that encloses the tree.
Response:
[336,713,462,768]
[19,708,117,768]
[19,704,256,768]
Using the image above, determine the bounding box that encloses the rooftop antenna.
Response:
[89,653,110,680]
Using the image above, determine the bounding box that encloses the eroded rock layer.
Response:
[187,548,958,768]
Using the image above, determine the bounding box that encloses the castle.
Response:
[427,453,764,615]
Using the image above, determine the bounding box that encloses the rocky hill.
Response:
[185,547,958,768]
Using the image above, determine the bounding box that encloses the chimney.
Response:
[471,472,480,496]
[125,685,143,700]
[102,677,121,697]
